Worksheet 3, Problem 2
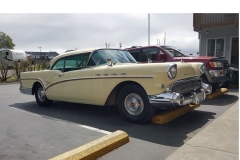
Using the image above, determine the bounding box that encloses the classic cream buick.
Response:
[20,49,212,123]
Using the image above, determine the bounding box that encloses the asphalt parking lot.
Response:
[0,83,239,160]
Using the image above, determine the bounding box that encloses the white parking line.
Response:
[11,107,41,117]
[11,107,111,135]
[79,125,111,134]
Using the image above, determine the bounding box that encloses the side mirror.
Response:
[106,58,113,66]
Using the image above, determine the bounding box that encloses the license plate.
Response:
[220,70,225,75]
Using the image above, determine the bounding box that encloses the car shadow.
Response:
[9,101,217,147]
[201,94,239,106]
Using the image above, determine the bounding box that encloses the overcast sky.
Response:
[1,1,236,55]
[0,13,199,55]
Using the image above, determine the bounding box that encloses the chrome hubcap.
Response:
[37,87,46,102]
[124,93,144,115]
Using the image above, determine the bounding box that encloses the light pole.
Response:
[38,47,41,60]
[148,13,150,46]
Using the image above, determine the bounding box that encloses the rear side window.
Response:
[142,47,160,61]
[64,56,80,72]
[51,53,90,72]
[129,49,140,61]
[64,53,90,72]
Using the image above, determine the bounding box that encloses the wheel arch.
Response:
[200,74,208,83]
[32,82,42,95]
[104,81,146,106]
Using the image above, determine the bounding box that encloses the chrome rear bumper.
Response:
[19,85,32,95]
[149,83,212,109]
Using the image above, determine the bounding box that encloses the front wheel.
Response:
[34,84,53,107]
[117,85,156,123]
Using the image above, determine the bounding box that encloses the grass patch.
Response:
[6,76,19,83]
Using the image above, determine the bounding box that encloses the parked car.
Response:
[125,45,230,91]
[19,48,211,123]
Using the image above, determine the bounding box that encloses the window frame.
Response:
[128,49,141,61]
[206,37,226,57]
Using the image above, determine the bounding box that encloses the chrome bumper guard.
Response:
[19,85,32,95]
[149,83,212,108]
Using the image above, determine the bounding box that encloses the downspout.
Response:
[148,13,150,46]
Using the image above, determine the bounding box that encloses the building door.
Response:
[231,37,239,65]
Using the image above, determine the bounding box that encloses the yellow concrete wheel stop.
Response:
[152,103,200,124]
[49,130,129,160]
[206,88,228,100]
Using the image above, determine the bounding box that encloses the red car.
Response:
[125,45,230,91]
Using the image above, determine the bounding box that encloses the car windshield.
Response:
[161,46,187,57]
[88,49,137,66]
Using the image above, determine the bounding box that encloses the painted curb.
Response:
[152,103,201,124]
[206,88,228,100]
[49,130,129,160]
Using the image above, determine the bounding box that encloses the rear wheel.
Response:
[34,84,52,107]
[117,84,156,123]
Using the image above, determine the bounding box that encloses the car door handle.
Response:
[58,74,64,77]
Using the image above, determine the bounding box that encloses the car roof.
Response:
[124,45,161,50]
[49,48,97,66]
[49,48,124,66]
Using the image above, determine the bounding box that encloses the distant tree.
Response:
[11,61,30,80]
[0,61,10,82]
[0,32,15,49]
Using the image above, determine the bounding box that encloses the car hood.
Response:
[99,62,199,82]
[174,56,216,61]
